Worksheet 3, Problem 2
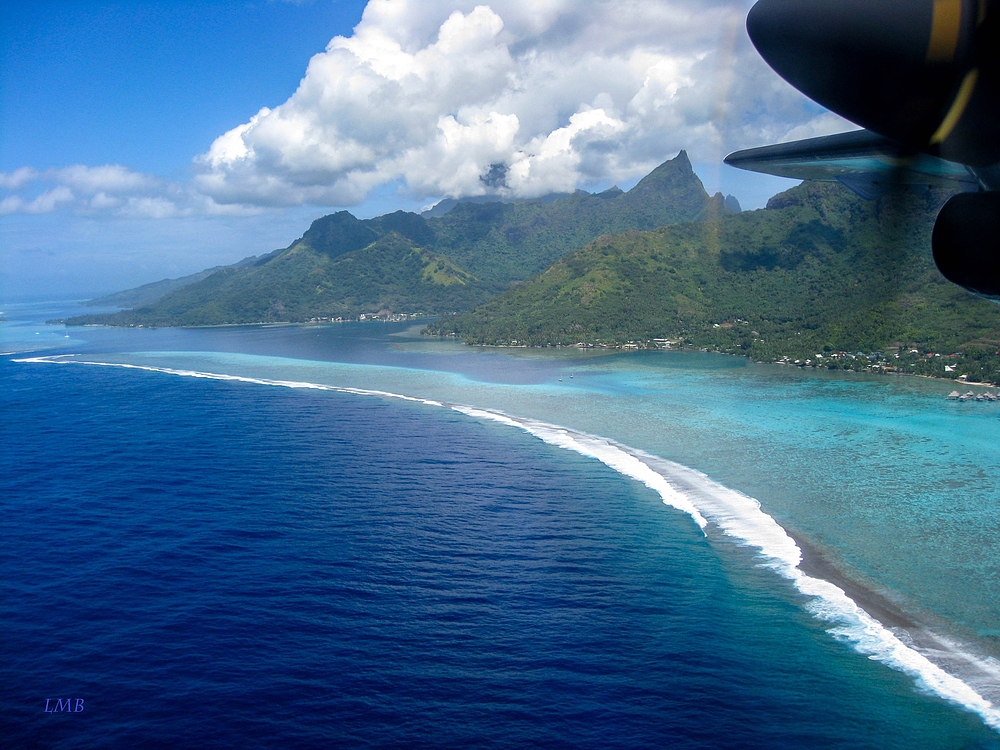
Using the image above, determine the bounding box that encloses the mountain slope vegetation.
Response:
[430,182,1000,380]
[72,233,487,327]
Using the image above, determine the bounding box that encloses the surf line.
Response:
[15,354,1000,733]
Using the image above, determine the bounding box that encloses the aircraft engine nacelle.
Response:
[747,0,1000,167]
[932,191,1000,299]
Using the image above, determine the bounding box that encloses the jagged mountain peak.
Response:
[627,150,698,194]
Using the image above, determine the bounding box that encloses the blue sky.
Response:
[1,1,369,174]
[1,0,828,301]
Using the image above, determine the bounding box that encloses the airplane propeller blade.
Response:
[747,0,1000,167]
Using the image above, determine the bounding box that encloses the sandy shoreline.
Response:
[794,532,920,631]
[792,529,1000,705]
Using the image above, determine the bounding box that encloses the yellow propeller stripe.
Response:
[928,0,963,62]
[930,68,979,144]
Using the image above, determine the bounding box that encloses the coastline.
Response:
[461,336,1000,389]
[21,304,999,389]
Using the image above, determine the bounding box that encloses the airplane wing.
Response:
[724,130,981,200]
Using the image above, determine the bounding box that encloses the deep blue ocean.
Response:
[3,302,1000,748]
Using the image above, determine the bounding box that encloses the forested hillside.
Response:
[430,182,1000,382]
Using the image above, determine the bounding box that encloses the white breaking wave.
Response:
[14,354,1000,733]
[449,405,709,528]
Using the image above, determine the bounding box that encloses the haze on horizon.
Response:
[0,0,848,301]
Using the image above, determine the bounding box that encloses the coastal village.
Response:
[307,311,425,324]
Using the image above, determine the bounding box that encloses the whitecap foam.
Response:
[16,354,1000,732]
[450,405,708,528]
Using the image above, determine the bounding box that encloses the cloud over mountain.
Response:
[194,0,842,208]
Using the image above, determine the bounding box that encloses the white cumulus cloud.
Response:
[0,164,173,217]
[194,0,831,208]
[0,167,40,191]
[56,165,160,194]
[0,186,75,216]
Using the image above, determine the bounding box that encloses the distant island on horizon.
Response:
[60,151,1000,385]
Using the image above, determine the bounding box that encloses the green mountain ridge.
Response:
[83,252,273,309]
[72,232,488,327]
[63,151,730,326]
[430,181,1000,383]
